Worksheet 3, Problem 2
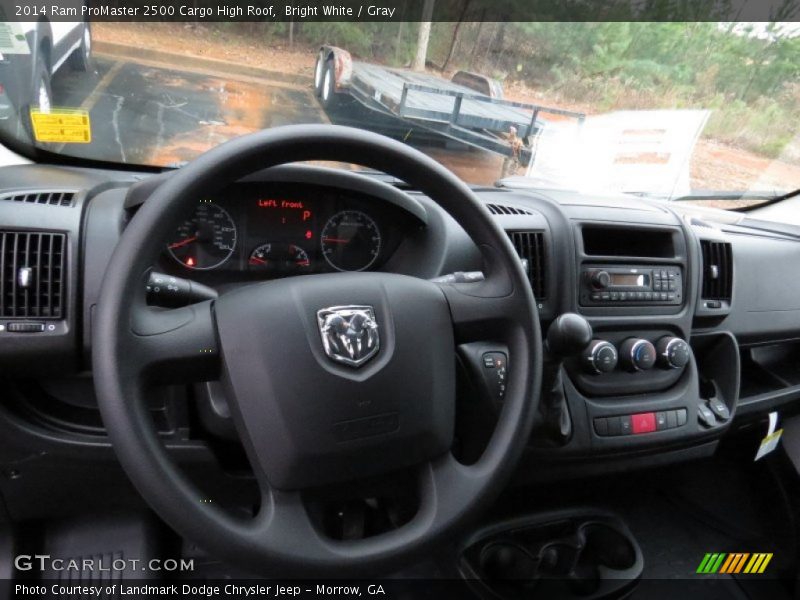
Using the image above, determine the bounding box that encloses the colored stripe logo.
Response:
[697,553,773,574]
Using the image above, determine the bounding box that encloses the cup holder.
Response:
[460,510,643,599]
[580,523,637,572]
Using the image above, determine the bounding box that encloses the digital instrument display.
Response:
[252,198,314,239]
[242,198,316,273]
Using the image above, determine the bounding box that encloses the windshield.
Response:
[0,21,798,206]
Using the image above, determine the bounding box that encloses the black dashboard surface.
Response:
[1,161,800,478]
[1,162,799,364]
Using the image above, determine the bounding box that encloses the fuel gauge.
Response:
[249,243,311,273]
[248,243,274,270]
[288,244,311,270]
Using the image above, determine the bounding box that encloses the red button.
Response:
[631,412,656,434]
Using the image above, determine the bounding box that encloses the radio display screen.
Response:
[611,273,647,287]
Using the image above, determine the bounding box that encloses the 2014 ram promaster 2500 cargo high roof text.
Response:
[1,4,800,599]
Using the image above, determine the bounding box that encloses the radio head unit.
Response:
[580,265,682,306]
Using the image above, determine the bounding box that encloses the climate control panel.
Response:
[580,336,690,376]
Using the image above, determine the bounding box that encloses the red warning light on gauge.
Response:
[186,257,195,267]
[305,230,313,240]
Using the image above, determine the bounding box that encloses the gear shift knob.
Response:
[546,313,593,358]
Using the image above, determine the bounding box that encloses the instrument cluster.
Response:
[161,183,414,281]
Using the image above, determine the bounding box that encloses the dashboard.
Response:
[158,182,421,283]
[1,159,800,511]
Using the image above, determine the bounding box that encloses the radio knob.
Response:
[582,340,618,374]
[619,338,657,372]
[590,270,611,290]
[656,336,691,369]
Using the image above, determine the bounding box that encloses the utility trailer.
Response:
[314,46,586,165]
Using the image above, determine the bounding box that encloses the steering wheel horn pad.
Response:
[93,125,542,575]
[216,272,456,491]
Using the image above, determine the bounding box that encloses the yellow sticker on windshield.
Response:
[29,109,91,143]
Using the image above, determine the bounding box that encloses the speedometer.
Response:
[321,210,382,272]
[166,202,237,270]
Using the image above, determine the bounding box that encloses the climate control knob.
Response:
[582,340,619,374]
[619,338,657,372]
[656,336,691,369]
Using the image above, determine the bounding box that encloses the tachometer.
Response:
[167,202,237,270]
[320,210,381,272]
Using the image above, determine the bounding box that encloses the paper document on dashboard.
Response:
[524,109,710,199]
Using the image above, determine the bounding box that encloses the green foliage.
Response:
[480,22,800,159]
[208,22,418,67]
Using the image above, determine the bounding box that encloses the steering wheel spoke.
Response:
[439,282,522,343]
[419,453,483,520]
[127,300,220,384]
[244,456,488,571]
[251,487,332,560]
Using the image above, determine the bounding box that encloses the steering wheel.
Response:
[93,125,542,576]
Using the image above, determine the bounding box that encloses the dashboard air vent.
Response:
[508,231,546,300]
[700,240,732,304]
[1,231,66,319]
[0,190,76,207]
[487,203,533,216]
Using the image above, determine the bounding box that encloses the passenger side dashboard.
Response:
[478,187,800,479]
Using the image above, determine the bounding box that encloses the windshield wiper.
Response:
[669,188,800,210]
[764,187,800,203]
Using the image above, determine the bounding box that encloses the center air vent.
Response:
[0,190,76,207]
[508,231,546,300]
[700,240,732,305]
[1,231,66,319]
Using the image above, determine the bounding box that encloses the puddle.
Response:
[146,76,330,166]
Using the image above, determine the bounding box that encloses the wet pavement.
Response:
[46,52,506,184]
[50,55,327,167]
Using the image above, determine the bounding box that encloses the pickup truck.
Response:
[0,20,91,135]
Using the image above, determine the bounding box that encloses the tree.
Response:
[412,0,436,71]
[442,0,471,72]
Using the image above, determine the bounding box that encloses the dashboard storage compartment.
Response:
[459,510,643,599]
[740,348,787,398]
[746,343,800,388]
[737,341,800,415]
[581,226,676,259]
